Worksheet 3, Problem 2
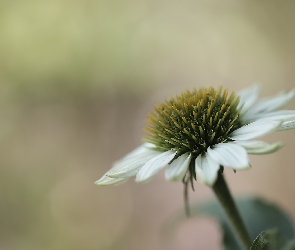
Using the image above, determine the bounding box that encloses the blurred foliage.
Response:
[1,0,295,98]
[0,0,151,97]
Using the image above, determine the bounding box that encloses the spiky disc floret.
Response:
[144,87,242,157]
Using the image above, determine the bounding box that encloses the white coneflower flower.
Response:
[96,86,295,187]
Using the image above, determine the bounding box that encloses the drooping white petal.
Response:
[107,148,161,178]
[244,89,295,120]
[235,140,284,155]
[195,153,219,186]
[165,153,192,181]
[136,150,177,183]
[237,85,261,115]
[207,143,250,169]
[230,120,282,141]
[278,120,295,131]
[95,175,126,186]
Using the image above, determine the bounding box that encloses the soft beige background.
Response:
[0,1,295,249]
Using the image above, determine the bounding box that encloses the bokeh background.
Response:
[1,1,295,249]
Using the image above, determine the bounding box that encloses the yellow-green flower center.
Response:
[144,87,242,157]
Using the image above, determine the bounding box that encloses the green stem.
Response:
[212,170,252,250]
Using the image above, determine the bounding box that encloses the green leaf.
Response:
[250,231,270,250]
[250,229,286,250]
[197,197,295,249]
[163,197,295,250]
[250,229,295,250]
[282,239,295,250]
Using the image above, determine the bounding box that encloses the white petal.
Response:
[207,143,250,169]
[255,110,295,122]
[135,150,177,183]
[244,89,295,118]
[237,85,261,114]
[95,175,126,186]
[278,120,295,131]
[107,148,161,178]
[235,140,284,155]
[120,143,156,161]
[230,120,282,141]
[165,153,192,181]
[195,153,219,186]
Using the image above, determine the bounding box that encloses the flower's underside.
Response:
[96,85,295,187]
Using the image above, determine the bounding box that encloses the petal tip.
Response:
[135,175,149,183]
[94,179,109,186]
[94,180,100,185]
[94,175,126,186]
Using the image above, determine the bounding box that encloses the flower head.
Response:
[96,85,295,187]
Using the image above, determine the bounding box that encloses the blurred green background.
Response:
[1,1,295,249]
